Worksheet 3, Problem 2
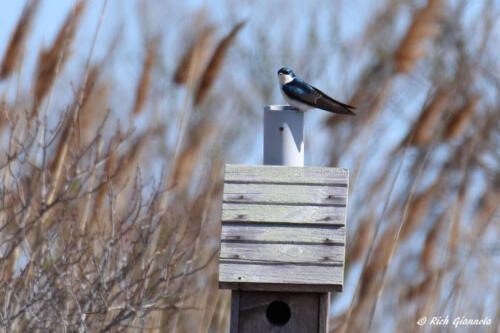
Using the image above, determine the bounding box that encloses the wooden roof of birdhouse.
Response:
[218,164,348,292]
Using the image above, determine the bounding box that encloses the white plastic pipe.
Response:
[263,105,304,166]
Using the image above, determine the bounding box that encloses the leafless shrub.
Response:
[0,1,498,332]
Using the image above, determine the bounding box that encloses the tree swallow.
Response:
[277,67,356,115]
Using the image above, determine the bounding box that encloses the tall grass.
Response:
[0,0,498,332]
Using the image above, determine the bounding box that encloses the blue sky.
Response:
[0,0,377,315]
[2,0,499,322]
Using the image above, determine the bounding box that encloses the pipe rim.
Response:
[264,105,299,111]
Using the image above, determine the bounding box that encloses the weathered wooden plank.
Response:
[220,282,343,293]
[219,262,344,286]
[220,243,344,264]
[222,203,346,225]
[219,164,348,293]
[319,293,330,333]
[230,291,240,333]
[225,164,348,185]
[223,183,347,206]
[221,223,345,244]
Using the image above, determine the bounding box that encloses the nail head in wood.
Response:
[218,164,349,332]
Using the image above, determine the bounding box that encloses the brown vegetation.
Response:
[194,21,245,105]
[395,0,445,73]
[0,0,40,79]
[0,1,497,332]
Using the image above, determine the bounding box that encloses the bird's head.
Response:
[277,67,295,85]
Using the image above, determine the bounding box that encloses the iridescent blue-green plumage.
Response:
[277,67,356,115]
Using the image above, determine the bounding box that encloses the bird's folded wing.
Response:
[283,79,356,115]
[282,79,318,105]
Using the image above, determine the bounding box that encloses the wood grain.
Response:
[221,223,345,244]
[225,164,348,185]
[230,291,240,333]
[219,262,344,286]
[223,183,347,205]
[219,164,348,292]
[220,282,343,293]
[222,203,346,225]
[220,242,344,264]
[319,293,330,333]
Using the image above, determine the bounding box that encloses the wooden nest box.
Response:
[219,164,348,332]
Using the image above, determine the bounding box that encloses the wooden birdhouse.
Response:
[219,164,348,332]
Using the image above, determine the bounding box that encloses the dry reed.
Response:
[350,215,374,262]
[395,0,444,73]
[405,269,440,301]
[194,21,245,105]
[448,185,466,255]
[419,210,446,272]
[133,40,157,114]
[360,226,396,298]
[79,81,110,145]
[170,122,216,192]
[80,63,101,109]
[444,94,481,140]
[400,181,441,240]
[0,0,40,79]
[403,88,451,146]
[33,0,85,112]
[0,1,498,331]
[174,26,216,85]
